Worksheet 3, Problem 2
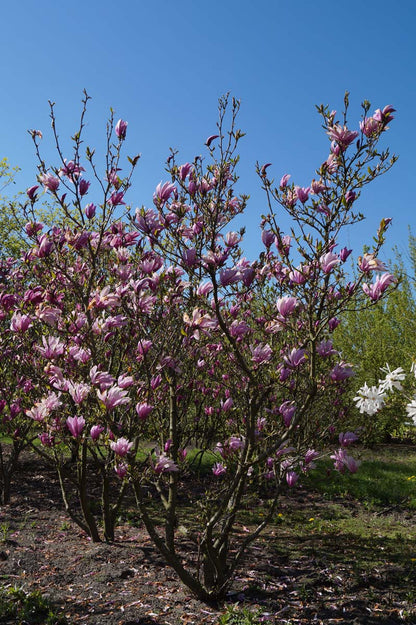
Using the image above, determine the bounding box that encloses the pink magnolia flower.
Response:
[108,191,125,206]
[320,252,340,274]
[153,181,176,203]
[276,296,297,318]
[39,172,60,192]
[328,317,340,331]
[373,105,395,126]
[78,179,90,196]
[39,432,54,447]
[327,125,358,150]
[205,134,219,147]
[68,382,91,404]
[360,116,380,137]
[316,340,337,358]
[36,234,53,258]
[36,336,65,360]
[330,362,354,382]
[59,160,84,179]
[286,471,299,487]
[212,462,227,476]
[115,462,128,478]
[27,185,39,200]
[115,119,128,139]
[110,437,133,457]
[279,400,296,427]
[304,449,319,465]
[179,162,192,180]
[221,397,234,412]
[10,312,32,332]
[153,450,179,474]
[90,424,104,441]
[90,366,115,389]
[362,273,397,301]
[279,174,291,189]
[284,348,307,369]
[295,186,310,204]
[251,343,273,364]
[135,402,153,420]
[339,431,358,447]
[331,448,360,473]
[84,203,96,219]
[261,230,274,248]
[340,247,352,262]
[97,385,131,410]
[66,415,85,438]
[260,162,272,177]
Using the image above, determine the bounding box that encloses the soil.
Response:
[0,451,415,625]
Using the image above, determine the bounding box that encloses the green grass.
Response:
[0,586,67,624]
[304,445,416,509]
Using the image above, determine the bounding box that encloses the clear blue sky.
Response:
[1,0,414,265]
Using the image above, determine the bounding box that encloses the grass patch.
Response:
[0,586,67,624]
[304,445,416,509]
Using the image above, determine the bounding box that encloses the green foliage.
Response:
[335,236,416,442]
[218,604,263,625]
[0,586,67,624]
[305,446,416,508]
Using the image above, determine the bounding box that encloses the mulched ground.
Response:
[0,452,415,624]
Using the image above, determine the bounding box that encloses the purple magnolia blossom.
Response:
[110,437,133,457]
[320,252,340,274]
[331,448,360,473]
[115,462,128,478]
[286,471,299,487]
[260,162,272,177]
[135,402,153,420]
[97,385,131,410]
[276,296,297,318]
[328,317,340,331]
[84,203,96,219]
[304,449,319,465]
[212,462,227,476]
[115,119,128,140]
[39,172,60,192]
[362,272,397,301]
[36,234,53,258]
[78,179,90,196]
[295,186,310,204]
[36,336,65,359]
[251,343,272,364]
[339,431,359,447]
[179,162,192,180]
[261,229,274,248]
[90,424,104,441]
[10,312,32,333]
[330,362,354,382]
[68,382,91,404]
[316,339,337,358]
[39,432,54,447]
[153,181,176,203]
[373,105,395,126]
[279,173,291,189]
[66,415,85,438]
[205,134,219,147]
[279,400,296,427]
[153,450,179,474]
[340,247,352,262]
[284,348,307,369]
[108,191,125,206]
[327,125,359,150]
[90,366,115,389]
[27,185,39,200]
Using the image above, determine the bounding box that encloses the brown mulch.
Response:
[0,453,415,624]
